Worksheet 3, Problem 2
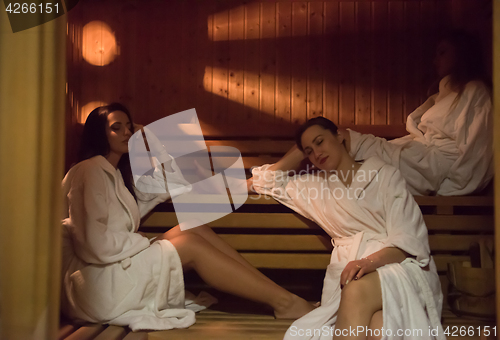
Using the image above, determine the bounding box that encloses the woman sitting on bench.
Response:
[60,103,314,332]
[252,117,444,340]
[340,30,492,196]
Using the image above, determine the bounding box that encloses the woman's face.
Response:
[106,110,133,156]
[301,125,344,171]
[434,40,456,78]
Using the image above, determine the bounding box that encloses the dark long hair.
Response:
[295,116,339,151]
[431,30,489,95]
[78,103,137,202]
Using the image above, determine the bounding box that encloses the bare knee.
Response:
[340,279,372,308]
[339,275,381,313]
[188,224,213,237]
[168,233,208,267]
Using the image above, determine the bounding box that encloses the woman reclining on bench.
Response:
[60,103,314,332]
[340,30,493,196]
[251,117,444,340]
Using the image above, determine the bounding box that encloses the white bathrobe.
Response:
[252,157,445,340]
[61,155,204,331]
[348,76,493,196]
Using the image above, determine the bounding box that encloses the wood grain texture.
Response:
[66,0,492,147]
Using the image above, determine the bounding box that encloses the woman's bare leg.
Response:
[167,233,314,319]
[367,311,383,340]
[161,224,274,283]
[335,272,383,340]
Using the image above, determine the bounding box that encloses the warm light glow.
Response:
[82,21,118,66]
[208,4,318,41]
[203,66,323,118]
[78,101,108,124]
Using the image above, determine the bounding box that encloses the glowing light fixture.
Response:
[82,21,118,66]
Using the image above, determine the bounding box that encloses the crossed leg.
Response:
[335,271,383,340]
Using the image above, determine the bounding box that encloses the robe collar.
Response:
[92,155,120,176]
[435,75,455,103]
[347,156,386,199]
[90,155,141,232]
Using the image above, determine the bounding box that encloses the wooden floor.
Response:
[60,307,495,340]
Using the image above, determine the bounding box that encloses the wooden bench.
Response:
[60,131,495,339]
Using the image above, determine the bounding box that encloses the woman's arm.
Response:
[246,145,306,194]
[340,247,410,286]
[268,144,306,172]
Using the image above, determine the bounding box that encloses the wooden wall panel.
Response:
[308,2,324,119]
[66,0,493,148]
[260,2,277,123]
[291,2,308,124]
[228,3,245,125]
[339,2,355,125]
[355,1,371,125]
[276,2,292,122]
[387,1,404,125]
[244,2,260,122]
[323,1,340,124]
[212,2,230,124]
[371,1,388,124]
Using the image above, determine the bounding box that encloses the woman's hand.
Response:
[340,257,377,288]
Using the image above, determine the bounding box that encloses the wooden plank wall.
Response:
[65,0,492,167]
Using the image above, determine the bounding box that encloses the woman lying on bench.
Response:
[60,103,314,332]
[251,117,444,340]
[340,30,492,196]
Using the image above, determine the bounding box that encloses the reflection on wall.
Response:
[79,101,108,124]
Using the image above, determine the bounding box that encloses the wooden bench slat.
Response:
[414,196,493,207]
[423,215,493,231]
[64,324,106,340]
[143,212,493,232]
[160,194,494,207]
[144,232,491,253]
[94,325,127,340]
[206,140,296,154]
[122,331,149,340]
[143,212,319,229]
[241,253,331,269]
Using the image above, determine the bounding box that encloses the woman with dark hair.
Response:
[61,103,314,331]
[341,30,493,196]
[252,116,444,340]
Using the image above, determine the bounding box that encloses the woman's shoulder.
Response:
[63,156,110,186]
[464,79,490,94]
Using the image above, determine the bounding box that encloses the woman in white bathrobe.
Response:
[61,103,314,331]
[251,117,445,340]
[341,30,492,196]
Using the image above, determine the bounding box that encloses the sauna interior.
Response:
[0,0,500,340]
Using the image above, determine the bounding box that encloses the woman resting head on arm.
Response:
[252,117,443,339]
[61,103,315,331]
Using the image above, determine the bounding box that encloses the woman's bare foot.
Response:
[273,294,316,320]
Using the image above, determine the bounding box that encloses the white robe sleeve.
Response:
[67,166,150,264]
[439,82,493,195]
[381,167,431,265]
[251,164,315,221]
[134,156,192,218]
